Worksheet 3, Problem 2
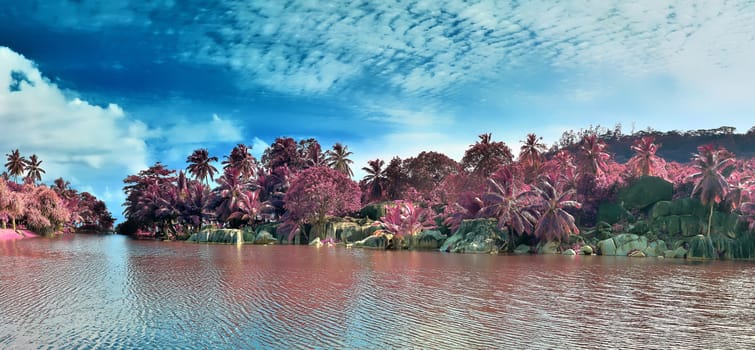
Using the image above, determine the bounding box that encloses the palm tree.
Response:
[461,133,514,178]
[519,133,547,168]
[529,177,582,242]
[228,189,264,226]
[576,134,610,176]
[326,143,354,177]
[479,178,537,238]
[627,136,664,177]
[690,145,736,236]
[361,158,386,202]
[5,149,26,183]
[24,154,45,184]
[186,148,219,185]
[222,144,256,180]
[211,168,254,224]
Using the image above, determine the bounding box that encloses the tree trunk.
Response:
[707,203,714,237]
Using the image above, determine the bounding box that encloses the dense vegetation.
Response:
[1,150,114,235]
[117,128,754,250]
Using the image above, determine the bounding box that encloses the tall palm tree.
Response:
[5,149,26,183]
[627,136,664,177]
[326,143,354,177]
[576,134,610,177]
[212,168,254,223]
[461,133,514,178]
[186,148,219,185]
[222,144,256,180]
[361,158,386,202]
[690,145,736,236]
[519,133,547,168]
[24,154,45,184]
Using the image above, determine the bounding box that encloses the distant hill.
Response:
[551,126,755,163]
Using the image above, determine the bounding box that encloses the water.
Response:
[1,235,754,349]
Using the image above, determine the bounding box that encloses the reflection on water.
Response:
[1,235,754,349]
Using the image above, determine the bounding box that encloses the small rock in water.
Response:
[309,237,323,247]
[563,248,576,256]
[628,250,646,257]
[581,245,594,255]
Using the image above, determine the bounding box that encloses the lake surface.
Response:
[1,235,754,349]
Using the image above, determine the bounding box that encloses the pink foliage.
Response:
[689,144,736,206]
[284,166,361,238]
[529,178,581,242]
[22,184,71,233]
[627,136,667,178]
[375,200,436,238]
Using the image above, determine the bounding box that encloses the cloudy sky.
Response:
[1,0,754,221]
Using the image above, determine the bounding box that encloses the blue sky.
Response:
[1,1,754,221]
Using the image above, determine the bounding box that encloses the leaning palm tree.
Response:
[361,158,387,202]
[24,154,45,184]
[186,148,219,185]
[689,145,736,236]
[5,149,26,183]
[326,143,354,177]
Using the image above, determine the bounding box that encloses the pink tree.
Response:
[374,200,436,248]
[23,185,71,234]
[627,136,666,178]
[462,133,514,179]
[283,166,361,241]
[689,145,736,236]
[529,177,582,242]
[0,178,25,231]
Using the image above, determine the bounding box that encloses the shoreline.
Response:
[0,229,39,241]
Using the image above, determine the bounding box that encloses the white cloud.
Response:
[251,137,268,159]
[156,113,243,145]
[0,46,149,177]
[0,46,153,220]
[167,0,755,106]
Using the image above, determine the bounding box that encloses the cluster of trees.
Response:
[119,131,755,246]
[119,139,361,240]
[1,150,114,234]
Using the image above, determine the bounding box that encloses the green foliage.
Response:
[597,202,633,224]
[618,176,673,210]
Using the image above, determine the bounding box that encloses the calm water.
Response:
[1,235,754,349]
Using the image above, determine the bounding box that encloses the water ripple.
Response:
[1,236,754,349]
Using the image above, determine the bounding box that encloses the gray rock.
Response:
[439,218,503,254]
[538,241,560,255]
[598,238,617,256]
[414,230,446,250]
[642,240,667,257]
[614,234,648,256]
[562,248,576,256]
[254,230,276,244]
[309,237,323,246]
[513,244,531,254]
[189,229,243,244]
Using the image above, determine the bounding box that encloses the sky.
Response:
[1,0,754,222]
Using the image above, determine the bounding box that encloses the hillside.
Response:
[553,126,755,162]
